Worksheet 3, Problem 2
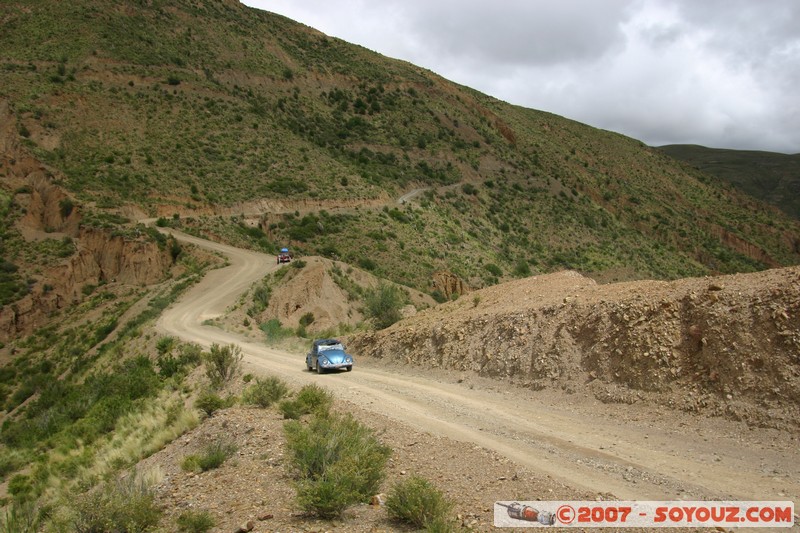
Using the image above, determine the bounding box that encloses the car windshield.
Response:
[318,342,343,352]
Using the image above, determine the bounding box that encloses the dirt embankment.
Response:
[348,268,800,429]
[240,256,435,334]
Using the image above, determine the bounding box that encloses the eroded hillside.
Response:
[0,100,181,339]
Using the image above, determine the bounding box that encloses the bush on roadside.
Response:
[194,390,234,417]
[260,319,293,343]
[386,475,455,531]
[242,376,289,408]
[203,343,243,388]
[176,510,215,532]
[284,412,391,518]
[363,282,406,329]
[71,473,161,533]
[158,343,201,380]
[181,439,238,473]
[278,384,331,419]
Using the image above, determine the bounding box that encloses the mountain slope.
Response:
[1,0,799,299]
[658,144,800,220]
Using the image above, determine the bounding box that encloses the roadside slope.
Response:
[349,268,800,430]
[155,229,800,517]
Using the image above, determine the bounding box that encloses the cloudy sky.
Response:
[242,0,800,154]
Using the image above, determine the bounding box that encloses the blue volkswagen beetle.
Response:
[306,338,354,373]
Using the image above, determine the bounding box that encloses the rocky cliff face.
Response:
[431,270,470,299]
[20,173,82,235]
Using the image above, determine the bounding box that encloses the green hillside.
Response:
[658,144,800,220]
[1,0,799,296]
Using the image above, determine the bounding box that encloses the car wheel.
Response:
[316,361,323,374]
[345,365,352,372]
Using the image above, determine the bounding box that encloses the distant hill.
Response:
[1,0,799,303]
[658,144,800,220]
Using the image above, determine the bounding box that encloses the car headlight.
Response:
[320,356,330,366]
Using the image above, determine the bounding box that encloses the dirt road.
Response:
[156,230,800,507]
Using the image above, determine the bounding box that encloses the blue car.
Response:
[306,338,354,373]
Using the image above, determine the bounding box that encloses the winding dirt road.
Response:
[156,230,800,507]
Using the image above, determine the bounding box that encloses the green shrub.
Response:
[260,319,293,343]
[181,439,237,473]
[242,376,289,408]
[386,475,455,531]
[1,357,159,449]
[284,412,391,518]
[430,290,447,304]
[0,501,40,533]
[7,474,33,501]
[0,448,25,482]
[358,258,377,271]
[514,260,531,277]
[160,342,202,379]
[194,391,233,417]
[180,455,201,472]
[59,198,74,218]
[203,343,243,387]
[196,442,235,471]
[278,384,331,419]
[364,282,405,329]
[157,354,182,379]
[72,473,161,533]
[277,399,304,420]
[176,510,215,533]
[299,312,315,326]
[248,284,271,316]
[156,336,176,355]
[484,263,502,277]
[296,384,332,408]
[179,343,203,365]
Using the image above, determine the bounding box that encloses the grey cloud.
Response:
[245,0,800,152]
[402,0,633,67]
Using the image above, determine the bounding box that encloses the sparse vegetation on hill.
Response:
[1,0,798,300]
[0,261,216,530]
